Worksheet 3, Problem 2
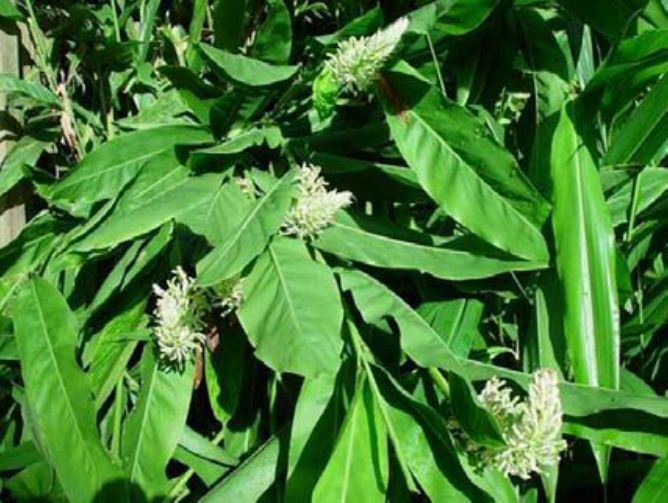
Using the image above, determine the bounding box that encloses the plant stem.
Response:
[428,367,451,400]
[110,378,124,459]
[426,33,447,99]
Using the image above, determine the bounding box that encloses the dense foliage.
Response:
[0,0,667,501]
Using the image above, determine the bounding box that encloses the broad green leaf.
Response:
[0,213,69,279]
[190,126,283,163]
[371,365,496,502]
[556,0,648,38]
[448,373,505,447]
[0,73,59,106]
[201,436,280,502]
[607,167,668,226]
[339,268,463,372]
[0,0,22,20]
[13,278,123,503]
[0,135,49,199]
[382,61,550,262]
[586,30,668,111]
[312,152,427,203]
[122,347,194,498]
[178,182,251,246]
[238,237,343,377]
[0,442,41,471]
[418,298,484,358]
[563,413,668,456]
[212,0,247,51]
[633,456,668,502]
[205,326,247,425]
[604,75,668,166]
[314,211,545,280]
[197,171,295,286]
[87,299,147,409]
[46,125,210,216]
[286,374,339,501]
[252,0,292,64]
[438,0,501,34]
[550,103,620,390]
[200,43,299,87]
[551,103,621,480]
[339,268,668,421]
[312,378,388,503]
[73,173,224,251]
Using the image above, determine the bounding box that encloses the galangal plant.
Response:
[0,0,666,501]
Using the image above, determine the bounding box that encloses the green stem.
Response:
[428,367,451,400]
[110,0,121,42]
[426,33,447,99]
[110,378,124,459]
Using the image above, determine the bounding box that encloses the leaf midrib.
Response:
[405,107,543,258]
[31,282,103,485]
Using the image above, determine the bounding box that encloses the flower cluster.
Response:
[281,164,353,239]
[152,267,207,366]
[477,369,567,479]
[326,17,409,94]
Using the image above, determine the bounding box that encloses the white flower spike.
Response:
[217,278,245,318]
[281,164,353,239]
[478,369,567,479]
[152,267,207,366]
[326,17,409,94]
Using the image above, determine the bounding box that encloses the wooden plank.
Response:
[0,24,26,247]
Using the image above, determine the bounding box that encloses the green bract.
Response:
[0,1,667,502]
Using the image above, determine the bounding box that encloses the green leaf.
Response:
[550,103,620,390]
[448,373,505,448]
[555,0,648,38]
[314,211,546,280]
[46,125,211,216]
[201,436,280,502]
[0,213,69,279]
[178,182,251,246]
[212,0,247,51]
[371,365,495,502]
[122,347,194,498]
[251,0,292,64]
[381,61,550,262]
[197,171,296,286]
[199,43,299,87]
[87,299,147,409]
[13,278,123,503]
[73,173,224,251]
[285,374,339,500]
[0,0,22,20]
[190,126,283,162]
[633,456,668,502]
[604,75,668,166]
[312,378,388,503]
[0,73,59,106]
[607,167,668,227]
[238,237,343,377]
[339,268,463,372]
[0,135,49,199]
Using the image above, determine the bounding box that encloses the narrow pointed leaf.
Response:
[13,279,123,503]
